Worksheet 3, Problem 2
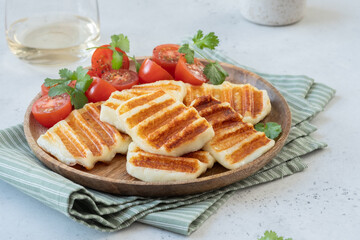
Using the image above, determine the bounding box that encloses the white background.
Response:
[0,0,359,239]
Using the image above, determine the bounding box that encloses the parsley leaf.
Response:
[108,46,124,70]
[74,67,92,92]
[59,68,74,80]
[203,61,229,85]
[48,85,73,97]
[110,34,130,53]
[178,44,195,64]
[258,230,292,240]
[129,55,141,73]
[254,122,282,139]
[44,78,69,87]
[43,66,93,109]
[192,30,219,50]
[71,89,89,110]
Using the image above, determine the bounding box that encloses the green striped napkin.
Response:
[0,49,335,235]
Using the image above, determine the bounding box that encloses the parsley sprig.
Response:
[254,122,282,139]
[258,230,292,240]
[109,34,130,69]
[44,67,93,109]
[178,30,229,85]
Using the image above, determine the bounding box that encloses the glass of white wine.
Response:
[5,0,100,65]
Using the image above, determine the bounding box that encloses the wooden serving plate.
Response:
[24,59,291,197]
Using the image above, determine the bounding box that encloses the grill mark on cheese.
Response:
[132,85,181,91]
[190,97,218,112]
[199,103,238,126]
[137,105,186,137]
[212,120,241,132]
[211,125,255,152]
[118,91,165,114]
[229,134,271,164]
[126,98,176,128]
[42,131,55,143]
[54,126,86,158]
[147,108,198,148]
[240,85,250,117]
[130,152,199,173]
[67,113,103,156]
[103,102,120,110]
[111,92,135,101]
[213,123,253,141]
[183,151,209,164]
[253,90,264,117]
[81,105,116,146]
[184,85,203,106]
[164,118,209,150]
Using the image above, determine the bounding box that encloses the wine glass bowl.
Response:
[5,0,100,65]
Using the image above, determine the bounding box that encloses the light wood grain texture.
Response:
[24,58,291,197]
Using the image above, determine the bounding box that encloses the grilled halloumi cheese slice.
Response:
[191,96,275,170]
[100,80,187,131]
[132,80,187,101]
[126,142,207,182]
[37,103,131,170]
[184,81,271,125]
[105,90,214,156]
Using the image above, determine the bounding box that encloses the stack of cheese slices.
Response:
[37,80,275,182]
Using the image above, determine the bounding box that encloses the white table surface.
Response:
[0,0,359,239]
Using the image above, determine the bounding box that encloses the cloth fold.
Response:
[0,49,335,235]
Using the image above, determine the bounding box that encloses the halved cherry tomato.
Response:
[91,44,130,77]
[41,83,50,96]
[175,56,208,85]
[101,69,139,91]
[87,68,100,78]
[32,94,72,128]
[152,44,180,77]
[138,58,174,84]
[41,81,76,96]
[85,77,117,103]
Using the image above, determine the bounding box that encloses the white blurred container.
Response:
[240,0,306,26]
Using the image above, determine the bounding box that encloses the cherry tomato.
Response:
[101,69,139,91]
[138,58,174,84]
[41,83,51,96]
[91,44,130,77]
[41,81,76,96]
[87,68,100,78]
[85,77,117,103]
[175,56,208,85]
[32,94,72,128]
[152,44,180,77]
